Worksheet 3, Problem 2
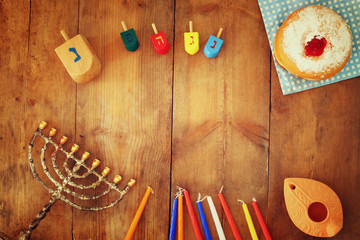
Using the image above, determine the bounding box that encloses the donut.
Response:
[274,5,352,81]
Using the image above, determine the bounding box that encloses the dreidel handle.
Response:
[121,21,128,31]
[217,28,223,39]
[151,23,158,34]
[60,29,70,42]
[189,21,193,32]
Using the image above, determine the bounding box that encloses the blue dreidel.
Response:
[204,28,224,58]
[120,21,139,52]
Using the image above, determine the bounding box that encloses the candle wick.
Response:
[201,196,209,202]
[175,186,185,198]
[252,197,257,202]
[238,199,245,204]
[176,186,186,193]
[175,192,180,198]
[197,193,208,202]
[219,185,224,193]
[148,186,154,194]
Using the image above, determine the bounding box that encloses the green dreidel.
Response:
[120,21,139,52]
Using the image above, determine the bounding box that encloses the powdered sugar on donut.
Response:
[282,5,352,75]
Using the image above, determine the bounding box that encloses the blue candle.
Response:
[169,197,178,240]
[197,197,212,240]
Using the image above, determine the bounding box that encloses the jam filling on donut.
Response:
[305,36,327,57]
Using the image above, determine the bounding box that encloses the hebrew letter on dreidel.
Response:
[55,30,101,83]
[190,36,194,45]
[155,36,164,45]
[125,33,133,43]
[210,41,217,49]
[69,47,81,62]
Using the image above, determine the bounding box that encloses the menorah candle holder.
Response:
[0,121,136,240]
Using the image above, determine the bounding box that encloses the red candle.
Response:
[184,190,203,240]
[218,191,242,240]
[252,197,272,240]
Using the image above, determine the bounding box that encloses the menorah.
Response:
[0,121,136,240]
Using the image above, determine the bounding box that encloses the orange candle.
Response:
[124,186,152,240]
[178,195,184,240]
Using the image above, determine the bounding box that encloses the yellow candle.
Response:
[239,200,258,240]
[177,195,184,240]
[124,186,152,240]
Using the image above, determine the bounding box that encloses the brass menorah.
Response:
[0,121,135,240]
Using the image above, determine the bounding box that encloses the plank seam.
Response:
[266,49,272,226]
[169,0,177,237]
[72,1,81,239]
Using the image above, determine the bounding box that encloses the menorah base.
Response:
[0,231,29,240]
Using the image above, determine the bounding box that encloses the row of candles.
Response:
[170,186,271,240]
[124,186,271,240]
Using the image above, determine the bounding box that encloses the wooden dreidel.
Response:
[120,21,139,52]
[151,23,170,55]
[55,30,101,83]
[184,21,199,55]
[204,28,224,58]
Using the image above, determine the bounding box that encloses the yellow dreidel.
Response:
[184,21,199,55]
[55,30,101,83]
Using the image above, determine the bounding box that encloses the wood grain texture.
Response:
[0,0,78,239]
[24,0,78,239]
[0,0,359,239]
[73,0,173,239]
[0,0,30,238]
[268,58,360,239]
[172,0,270,239]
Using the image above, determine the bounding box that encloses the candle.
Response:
[184,190,204,240]
[178,195,184,240]
[239,200,258,240]
[124,186,152,240]
[196,194,212,240]
[218,189,242,240]
[169,197,178,240]
[252,197,272,240]
[206,196,226,240]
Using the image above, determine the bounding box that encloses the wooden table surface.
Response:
[0,0,359,239]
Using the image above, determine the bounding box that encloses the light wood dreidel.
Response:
[184,21,199,55]
[204,27,224,58]
[151,23,170,55]
[120,21,139,52]
[55,30,101,83]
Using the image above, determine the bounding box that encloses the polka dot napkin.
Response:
[258,0,360,95]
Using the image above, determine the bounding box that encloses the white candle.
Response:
[207,196,226,240]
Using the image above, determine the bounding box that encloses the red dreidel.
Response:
[151,23,170,55]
